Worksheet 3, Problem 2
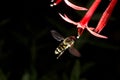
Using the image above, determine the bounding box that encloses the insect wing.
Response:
[50,30,64,41]
[68,47,80,57]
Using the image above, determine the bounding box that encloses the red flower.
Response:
[58,0,117,39]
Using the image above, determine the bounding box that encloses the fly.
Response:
[51,30,80,59]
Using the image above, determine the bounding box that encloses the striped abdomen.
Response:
[55,42,68,54]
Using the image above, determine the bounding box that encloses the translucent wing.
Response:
[50,30,64,41]
[68,46,80,57]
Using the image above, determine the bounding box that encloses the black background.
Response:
[0,0,120,80]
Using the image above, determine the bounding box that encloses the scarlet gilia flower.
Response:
[58,0,117,39]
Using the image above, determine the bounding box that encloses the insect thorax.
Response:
[63,37,75,47]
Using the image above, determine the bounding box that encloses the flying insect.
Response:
[51,30,80,59]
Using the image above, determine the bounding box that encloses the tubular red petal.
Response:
[80,0,101,27]
[94,0,118,33]
[55,0,62,5]
[77,28,84,36]
[64,0,88,10]
[86,26,108,39]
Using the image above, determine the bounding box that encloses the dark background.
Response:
[0,0,120,80]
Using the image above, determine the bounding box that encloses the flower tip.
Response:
[77,35,80,39]
[104,36,108,39]
[50,4,54,7]
[50,3,57,7]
